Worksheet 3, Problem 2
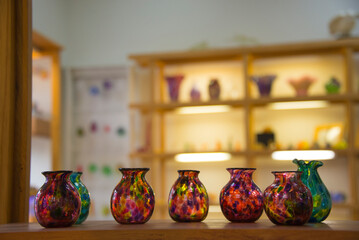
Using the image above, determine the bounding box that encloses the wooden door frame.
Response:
[0,0,32,223]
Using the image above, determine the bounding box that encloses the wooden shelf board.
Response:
[31,117,50,137]
[1,220,358,240]
[249,94,353,106]
[130,38,359,65]
[130,94,358,111]
[332,203,354,209]
[130,99,246,111]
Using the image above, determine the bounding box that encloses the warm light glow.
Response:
[176,105,231,114]
[175,152,231,162]
[268,101,329,110]
[271,150,335,160]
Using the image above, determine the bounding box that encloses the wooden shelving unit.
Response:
[31,117,50,137]
[129,38,359,220]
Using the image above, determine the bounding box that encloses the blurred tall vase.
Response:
[70,172,91,224]
[293,159,332,222]
[34,171,81,228]
[166,75,184,101]
[251,75,276,97]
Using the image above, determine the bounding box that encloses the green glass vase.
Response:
[293,159,332,222]
[70,172,91,224]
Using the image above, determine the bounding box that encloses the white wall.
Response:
[32,0,69,65]
[33,0,359,68]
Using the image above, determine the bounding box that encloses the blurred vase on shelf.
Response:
[190,84,201,101]
[325,77,341,94]
[220,168,263,222]
[263,171,313,225]
[293,159,332,223]
[70,172,91,224]
[168,170,209,222]
[208,78,221,100]
[288,75,316,96]
[34,171,81,228]
[251,75,276,97]
[111,168,155,224]
[166,75,184,101]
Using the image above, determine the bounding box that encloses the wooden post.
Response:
[0,0,32,223]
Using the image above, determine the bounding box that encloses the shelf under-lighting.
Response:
[175,152,231,162]
[176,105,231,114]
[271,150,335,160]
[268,101,329,110]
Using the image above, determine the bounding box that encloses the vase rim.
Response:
[72,171,83,174]
[272,171,303,174]
[226,167,256,170]
[177,169,200,173]
[119,168,150,171]
[42,170,73,175]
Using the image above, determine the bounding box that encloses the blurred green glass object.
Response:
[70,172,91,224]
[293,159,332,222]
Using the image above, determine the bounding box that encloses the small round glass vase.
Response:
[111,168,155,224]
[34,171,81,228]
[293,159,332,222]
[220,168,263,222]
[168,170,209,222]
[263,171,313,225]
[70,172,91,224]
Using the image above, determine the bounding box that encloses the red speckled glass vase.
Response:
[34,171,81,228]
[220,168,263,222]
[263,171,313,225]
[111,168,155,224]
[168,170,209,222]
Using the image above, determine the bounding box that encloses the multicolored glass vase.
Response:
[263,171,313,225]
[220,168,263,222]
[34,171,81,228]
[111,168,155,224]
[168,170,209,222]
[70,172,91,224]
[293,159,332,222]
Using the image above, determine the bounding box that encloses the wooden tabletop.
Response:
[0,219,358,240]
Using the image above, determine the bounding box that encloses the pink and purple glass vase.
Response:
[288,75,316,96]
[111,168,155,224]
[168,170,209,222]
[166,75,184,101]
[263,171,313,225]
[34,171,81,228]
[220,168,263,222]
[251,75,276,97]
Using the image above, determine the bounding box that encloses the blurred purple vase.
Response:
[166,75,184,101]
[251,75,276,97]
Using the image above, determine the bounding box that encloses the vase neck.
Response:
[42,171,72,182]
[227,168,254,181]
[70,172,82,182]
[273,171,302,183]
[178,170,199,179]
[293,159,323,171]
[120,168,148,180]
